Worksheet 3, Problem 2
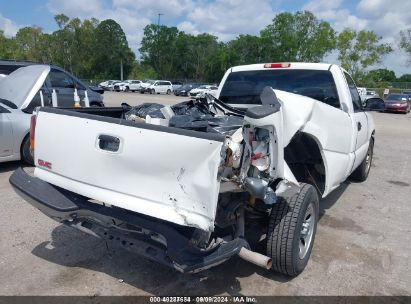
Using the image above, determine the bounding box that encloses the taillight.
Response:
[29,114,37,152]
[264,63,291,68]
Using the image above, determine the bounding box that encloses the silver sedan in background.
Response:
[0,65,50,165]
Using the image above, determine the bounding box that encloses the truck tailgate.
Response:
[33,108,225,231]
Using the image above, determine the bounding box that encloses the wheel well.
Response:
[284,132,326,195]
[90,101,102,107]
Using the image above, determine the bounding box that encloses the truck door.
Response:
[0,106,13,157]
[343,72,368,170]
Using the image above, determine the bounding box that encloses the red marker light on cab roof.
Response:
[264,63,291,68]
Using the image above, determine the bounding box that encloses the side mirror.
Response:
[364,98,385,111]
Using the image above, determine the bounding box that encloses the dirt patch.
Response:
[387,180,410,187]
[319,214,365,233]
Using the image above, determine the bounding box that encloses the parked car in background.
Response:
[366,90,379,98]
[145,80,173,94]
[0,65,50,164]
[189,85,219,98]
[171,81,183,91]
[384,94,410,113]
[113,80,141,92]
[0,60,104,107]
[139,79,156,94]
[98,80,117,90]
[104,81,121,91]
[113,81,126,92]
[357,87,367,103]
[174,83,203,96]
[123,80,142,92]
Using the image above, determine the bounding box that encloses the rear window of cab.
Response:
[219,69,340,109]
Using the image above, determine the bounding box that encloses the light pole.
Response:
[157,13,164,75]
[157,13,163,28]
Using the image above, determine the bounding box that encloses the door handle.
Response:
[357,122,362,131]
[97,135,120,152]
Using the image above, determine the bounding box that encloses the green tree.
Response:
[93,19,135,79]
[260,11,336,62]
[337,29,392,80]
[139,24,180,78]
[14,26,44,61]
[398,74,411,82]
[367,69,396,82]
[359,69,396,87]
[0,30,16,59]
[399,29,411,64]
[129,62,158,80]
[227,35,267,65]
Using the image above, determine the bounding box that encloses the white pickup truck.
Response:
[10,62,375,276]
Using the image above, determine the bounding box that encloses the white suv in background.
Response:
[147,80,173,94]
[122,80,142,92]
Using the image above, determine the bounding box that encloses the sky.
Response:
[0,0,410,76]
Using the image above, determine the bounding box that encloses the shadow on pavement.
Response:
[0,161,29,174]
[31,225,290,296]
[318,182,349,220]
[30,182,349,295]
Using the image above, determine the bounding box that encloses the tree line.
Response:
[1,11,411,86]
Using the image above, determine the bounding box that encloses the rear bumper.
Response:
[9,167,247,273]
[385,105,408,113]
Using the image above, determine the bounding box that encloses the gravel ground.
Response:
[0,91,410,296]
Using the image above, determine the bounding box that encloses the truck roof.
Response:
[230,62,333,73]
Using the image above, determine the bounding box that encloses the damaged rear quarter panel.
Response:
[274,90,355,196]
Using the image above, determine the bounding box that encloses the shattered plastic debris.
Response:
[125,99,244,135]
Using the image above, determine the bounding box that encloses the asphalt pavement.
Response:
[0,91,410,295]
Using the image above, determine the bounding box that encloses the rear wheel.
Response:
[167,89,171,95]
[350,137,374,182]
[266,183,319,276]
[151,89,155,94]
[125,86,129,92]
[21,135,34,165]
[90,102,102,107]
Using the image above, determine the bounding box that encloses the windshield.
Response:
[385,94,407,101]
[219,69,340,108]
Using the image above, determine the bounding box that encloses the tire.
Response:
[350,137,374,182]
[21,135,34,165]
[267,183,319,276]
[125,86,129,92]
[167,89,171,95]
[90,102,102,107]
[151,89,155,94]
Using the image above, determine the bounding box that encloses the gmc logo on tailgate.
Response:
[38,159,52,170]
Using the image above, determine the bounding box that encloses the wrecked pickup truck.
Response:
[10,62,375,276]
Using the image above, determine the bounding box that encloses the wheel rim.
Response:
[299,202,315,259]
[365,142,373,174]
